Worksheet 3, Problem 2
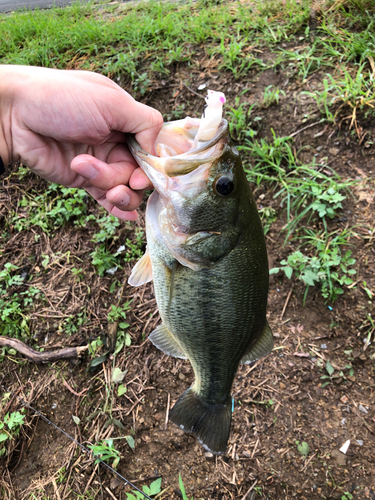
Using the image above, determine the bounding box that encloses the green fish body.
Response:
[127,118,272,454]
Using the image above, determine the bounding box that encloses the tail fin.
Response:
[169,388,232,455]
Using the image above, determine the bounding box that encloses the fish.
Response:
[126,112,273,455]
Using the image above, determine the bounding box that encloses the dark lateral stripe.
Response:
[0,156,4,175]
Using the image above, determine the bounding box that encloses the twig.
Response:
[300,452,316,472]
[289,120,324,138]
[52,478,62,500]
[183,83,206,99]
[164,393,170,430]
[251,438,259,459]
[280,286,294,321]
[240,479,258,500]
[83,463,99,495]
[0,336,88,363]
[104,486,118,500]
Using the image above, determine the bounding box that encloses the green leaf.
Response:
[0,433,9,443]
[126,435,135,450]
[72,416,80,425]
[283,266,293,279]
[149,478,162,495]
[112,367,126,384]
[297,441,309,456]
[269,267,279,275]
[117,384,127,396]
[326,360,335,376]
[112,419,126,430]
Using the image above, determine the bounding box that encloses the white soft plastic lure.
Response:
[194,90,226,144]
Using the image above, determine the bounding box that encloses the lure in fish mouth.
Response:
[126,96,273,455]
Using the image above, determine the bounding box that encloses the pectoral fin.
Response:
[240,321,273,364]
[149,324,187,359]
[128,248,153,286]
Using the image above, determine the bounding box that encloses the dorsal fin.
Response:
[128,248,153,287]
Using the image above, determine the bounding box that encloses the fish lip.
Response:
[126,118,228,164]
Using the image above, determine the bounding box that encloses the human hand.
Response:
[0,65,163,220]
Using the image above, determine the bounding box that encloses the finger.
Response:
[71,152,136,191]
[106,184,144,212]
[129,167,153,191]
[84,185,139,221]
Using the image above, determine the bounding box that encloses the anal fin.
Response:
[149,324,187,359]
[128,248,153,286]
[240,320,273,365]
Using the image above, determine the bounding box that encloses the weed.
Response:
[227,94,257,142]
[304,65,375,134]
[10,184,88,233]
[295,440,309,456]
[90,245,120,276]
[179,475,193,500]
[91,214,121,243]
[0,410,25,457]
[61,310,87,335]
[259,207,277,235]
[108,302,132,354]
[126,478,162,500]
[262,85,285,107]
[88,439,121,469]
[270,229,357,303]
[341,492,353,500]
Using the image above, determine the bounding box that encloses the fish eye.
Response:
[213,175,235,197]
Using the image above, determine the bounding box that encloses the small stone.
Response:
[340,395,348,404]
[279,382,286,390]
[358,404,368,414]
[204,452,214,458]
[178,372,186,381]
[356,440,363,446]
[329,147,340,156]
[331,449,347,466]
[321,344,327,349]
[243,451,250,458]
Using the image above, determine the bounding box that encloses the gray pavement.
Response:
[0,0,90,13]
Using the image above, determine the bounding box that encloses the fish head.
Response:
[126,118,251,269]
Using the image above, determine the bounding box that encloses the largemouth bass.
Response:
[126,112,273,454]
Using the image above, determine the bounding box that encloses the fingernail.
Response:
[119,193,130,207]
[76,162,98,180]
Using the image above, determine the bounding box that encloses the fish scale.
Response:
[127,116,273,454]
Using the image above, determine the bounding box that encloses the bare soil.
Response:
[1,49,375,500]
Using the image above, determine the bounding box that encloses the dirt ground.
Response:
[1,44,375,500]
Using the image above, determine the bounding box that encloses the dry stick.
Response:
[289,120,323,138]
[300,452,316,472]
[0,336,88,363]
[279,285,294,321]
[164,393,171,430]
[183,83,206,99]
[240,480,258,500]
[83,463,99,495]
[52,478,62,500]
[104,486,119,500]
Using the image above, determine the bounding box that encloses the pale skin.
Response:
[0,65,163,220]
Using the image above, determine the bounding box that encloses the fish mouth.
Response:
[126,118,228,180]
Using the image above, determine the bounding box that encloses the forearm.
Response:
[0,65,14,166]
